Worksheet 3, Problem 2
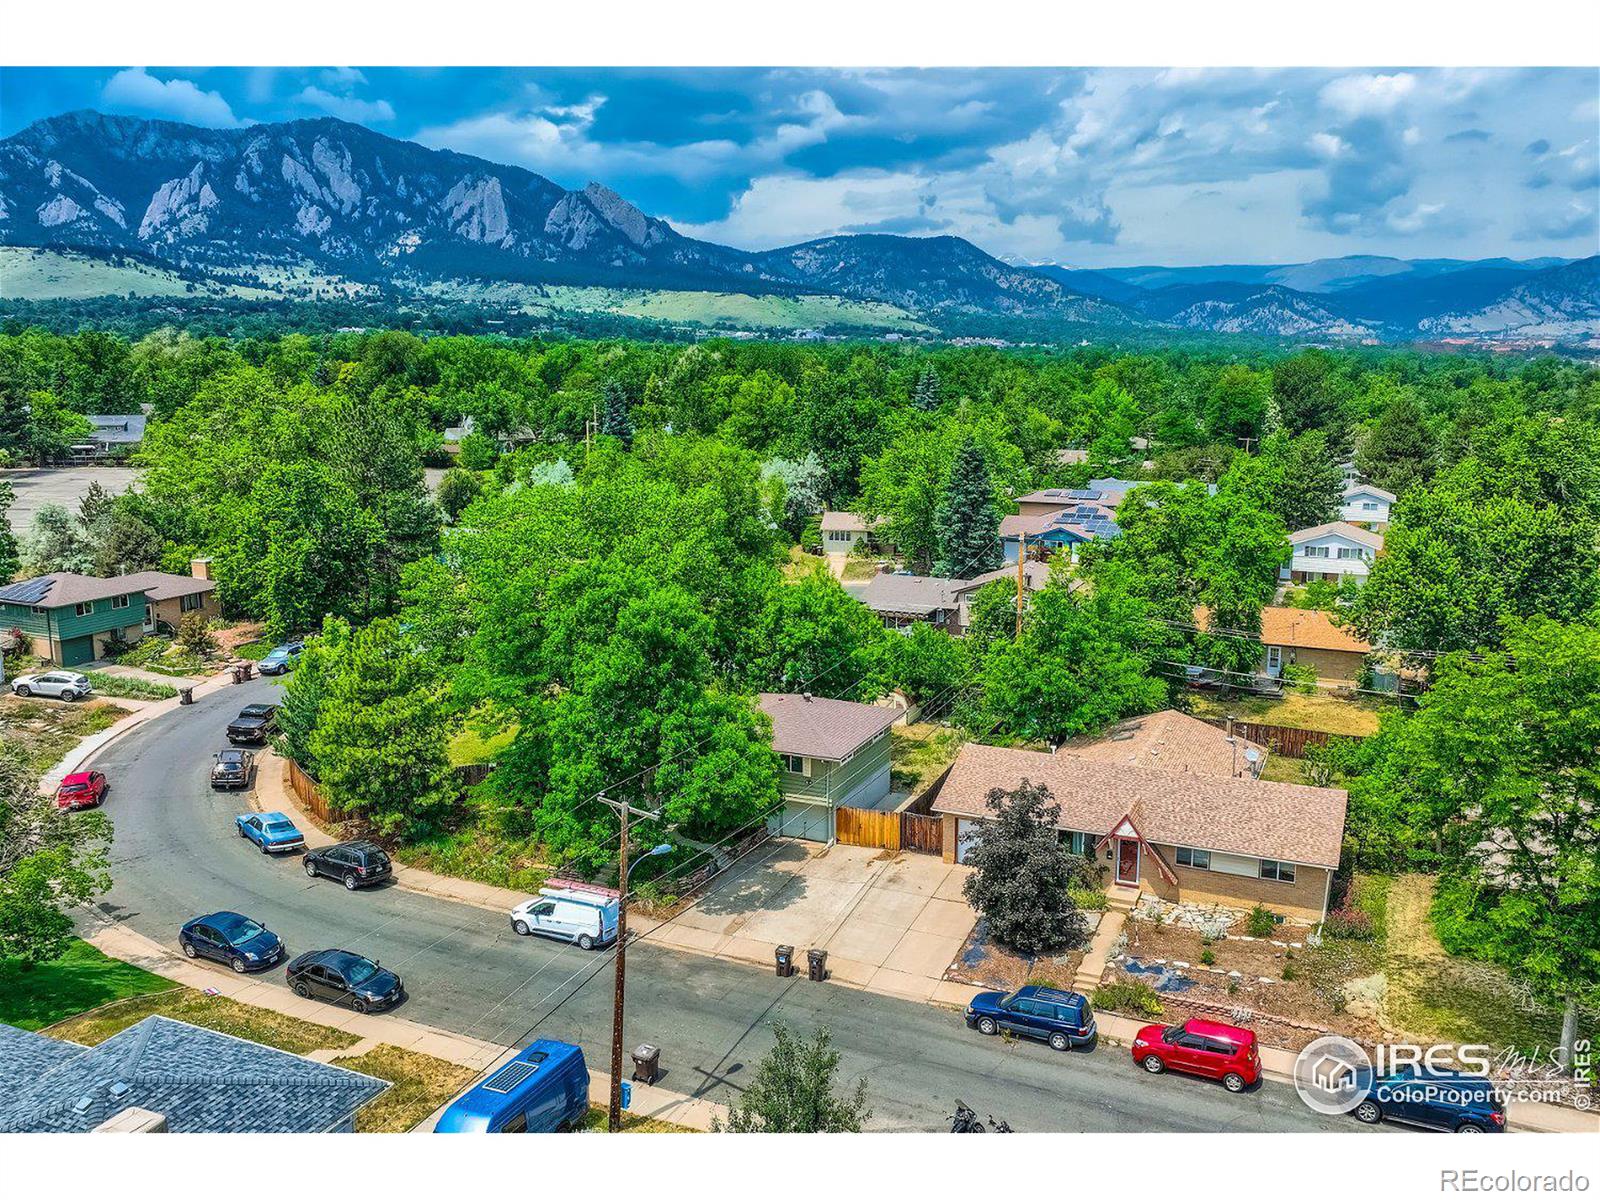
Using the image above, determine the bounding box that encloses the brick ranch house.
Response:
[929,711,1347,923]
[0,561,219,666]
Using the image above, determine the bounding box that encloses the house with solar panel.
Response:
[0,561,219,667]
[999,486,1124,566]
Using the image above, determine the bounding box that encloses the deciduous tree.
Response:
[716,1023,869,1132]
[962,780,1091,956]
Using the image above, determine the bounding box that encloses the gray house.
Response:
[759,692,900,842]
[0,1016,388,1133]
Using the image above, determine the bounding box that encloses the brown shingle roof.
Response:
[1194,605,1371,655]
[0,572,144,608]
[931,741,1345,868]
[820,511,880,533]
[1289,521,1384,552]
[113,571,216,602]
[859,573,962,617]
[758,693,900,762]
[1058,709,1266,779]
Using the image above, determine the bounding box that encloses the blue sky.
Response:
[2,66,1596,266]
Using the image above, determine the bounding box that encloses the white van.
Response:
[509,886,620,950]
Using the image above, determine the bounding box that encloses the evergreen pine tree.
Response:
[599,380,634,448]
[934,437,1000,577]
[912,366,941,412]
[1356,391,1436,496]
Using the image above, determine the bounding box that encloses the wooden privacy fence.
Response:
[285,757,334,822]
[835,806,944,856]
[1200,719,1359,759]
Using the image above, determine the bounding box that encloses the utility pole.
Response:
[596,789,665,1133]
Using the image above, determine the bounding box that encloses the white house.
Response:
[1340,483,1395,526]
[820,511,892,556]
[1283,521,1384,584]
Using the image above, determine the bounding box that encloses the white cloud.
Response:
[101,68,241,128]
[295,86,396,123]
[320,67,368,88]
[1308,132,1351,159]
[1319,72,1417,117]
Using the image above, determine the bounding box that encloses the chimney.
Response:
[801,692,813,703]
[190,558,212,581]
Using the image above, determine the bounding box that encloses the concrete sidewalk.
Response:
[80,919,725,1131]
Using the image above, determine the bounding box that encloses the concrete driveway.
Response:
[648,841,979,1005]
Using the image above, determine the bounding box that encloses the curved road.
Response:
[86,678,1363,1133]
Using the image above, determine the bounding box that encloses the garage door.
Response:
[767,801,832,843]
[956,819,983,864]
[59,635,96,667]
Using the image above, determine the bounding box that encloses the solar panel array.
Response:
[1044,502,1121,540]
[484,1058,543,1094]
[0,577,53,605]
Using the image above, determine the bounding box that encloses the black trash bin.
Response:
[807,948,828,982]
[178,686,194,706]
[242,662,255,681]
[231,665,245,684]
[775,945,795,977]
[631,1043,661,1085]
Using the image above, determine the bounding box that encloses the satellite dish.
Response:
[1243,748,1262,764]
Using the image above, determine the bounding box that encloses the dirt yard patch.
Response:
[1185,690,1387,737]
[336,1044,476,1133]
[1,695,131,774]
[945,919,1087,991]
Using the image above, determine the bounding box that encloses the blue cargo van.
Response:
[434,1040,590,1133]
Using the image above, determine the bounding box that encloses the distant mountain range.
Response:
[1,110,1595,347]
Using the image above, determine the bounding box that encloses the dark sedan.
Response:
[210,748,255,790]
[227,703,279,745]
[286,948,405,1013]
[180,911,285,973]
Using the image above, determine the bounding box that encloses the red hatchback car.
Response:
[1132,1018,1261,1092]
[56,770,108,810]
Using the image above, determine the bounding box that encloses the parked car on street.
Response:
[1351,1066,1507,1133]
[510,885,619,950]
[286,948,404,1012]
[236,810,305,853]
[210,748,255,790]
[1131,1018,1261,1092]
[434,1040,590,1133]
[179,911,285,973]
[55,770,108,810]
[226,703,278,744]
[303,840,392,890]
[965,985,1097,1051]
[11,671,92,700]
[257,642,304,675]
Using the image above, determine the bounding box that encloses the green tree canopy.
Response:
[962,780,1092,956]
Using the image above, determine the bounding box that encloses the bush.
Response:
[1092,979,1164,1017]
[1246,905,1279,938]
[458,432,499,471]
[1280,662,1319,694]
[1068,887,1108,911]
[1199,949,1216,966]
[82,671,179,701]
[175,612,215,658]
[1323,906,1376,941]
[1281,963,1298,981]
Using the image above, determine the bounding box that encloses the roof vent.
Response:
[109,1081,131,1099]
[73,1096,94,1114]
[801,692,812,702]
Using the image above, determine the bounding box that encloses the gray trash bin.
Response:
[807,948,828,982]
[178,686,194,706]
[631,1043,661,1085]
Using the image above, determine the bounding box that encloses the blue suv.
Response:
[1353,1066,1507,1133]
[965,985,1097,1051]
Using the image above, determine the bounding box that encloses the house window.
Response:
[30,605,47,615]
[781,754,809,776]
[1362,502,1378,512]
[74,601,95,617]
[1336,547,1361,560]
[1259,859,1297,883]
[144,604,155,625]
[1175,846,1212,870]
[1058,830,1089,856]
[111,594,130,610]
[1302,545,1329,559]
[180,592,205,613]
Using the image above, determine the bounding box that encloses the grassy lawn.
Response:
[841,557,883,582]
[1185,689,1387,737]
[1258,755,1310,784]
[83,670,180,701]
[49,985,362,1056]
[234,639,275,661]
[890,722,964,794]
[336,1044,476,1133]
[579,1105,700,1132]
[1376,873,1595,1057]
[0,939,175,1031]
[447,723,517,767]
[0,696,131,774]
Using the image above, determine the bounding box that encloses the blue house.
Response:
[999,492,1122,565]
[0,1016,388,1133]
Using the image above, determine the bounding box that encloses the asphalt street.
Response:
[85,677,1368,1132]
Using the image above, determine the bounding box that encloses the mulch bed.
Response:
[945,919,1087,991]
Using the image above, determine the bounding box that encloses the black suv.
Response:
[210,748,255,790]
[303,840,393,890]
[227,703,278,745]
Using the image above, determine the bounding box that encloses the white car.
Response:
[510,886,619,951]
[11,671,93,700]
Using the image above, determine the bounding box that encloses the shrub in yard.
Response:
[1281,963,1298,981]
[176,612,216,658]
[82,671,178,702]
[1245,905,1279,938]
[1199,949,1216,966]
[1323,906,1376,941]
[1068,887,1108,911]
[1092,979,1164,1017]
[1280,662,1319,694]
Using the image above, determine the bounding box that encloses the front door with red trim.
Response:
[1117,838,1139,884]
